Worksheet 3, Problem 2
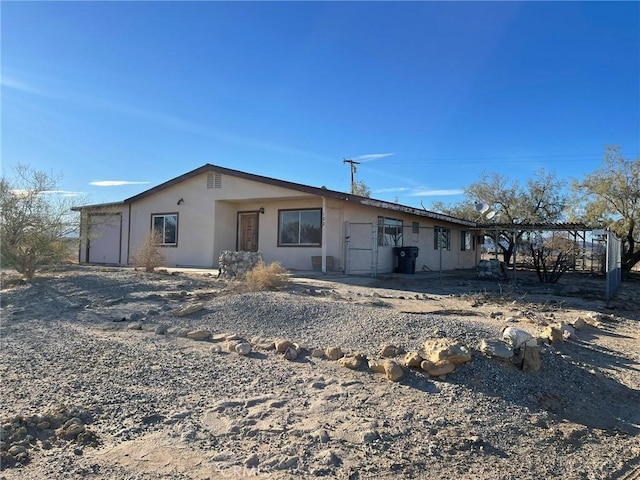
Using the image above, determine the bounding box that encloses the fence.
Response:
[605,230,622,304]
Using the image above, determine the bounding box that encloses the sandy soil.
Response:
[1,266,639,479]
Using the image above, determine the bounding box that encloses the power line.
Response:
[343,158,361,194]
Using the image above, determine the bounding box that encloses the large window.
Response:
[278,209,321,246]
[434,227,451,250]
[378,217,403,246]
[152,214,178,246]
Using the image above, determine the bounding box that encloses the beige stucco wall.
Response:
[83,170,478,273]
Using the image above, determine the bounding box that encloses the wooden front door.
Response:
[238,212,259,252]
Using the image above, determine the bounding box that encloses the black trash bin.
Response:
[393,246,420,274]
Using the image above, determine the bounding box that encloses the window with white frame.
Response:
[378,217,403,246]
[434,226,451,250]
[152,214,178,246]
[278,209,321,246]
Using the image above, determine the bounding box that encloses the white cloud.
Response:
[90,180,150,187]
[409,188,464,197]
[1,76,46,95]
[354,153,395,162]
[373,187,410,194]
[10,189,83,197]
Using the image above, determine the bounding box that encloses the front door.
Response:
[238,212,259,252]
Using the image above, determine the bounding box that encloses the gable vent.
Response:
[207,173,222,189]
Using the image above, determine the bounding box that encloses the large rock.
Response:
[338,355,362,370]
[172,303,205,317]
[275,339,293,354]
[423,338,471,365]
[379,344,403,358]
[479,339,513,359]
[572,317,587,330]
[541,326,563,344]
[516,345,542,371]
[325,346,344,361]
[186,330,210,341]
[421,360,455,377]
[367,359,386,374]
[283,346,298,361]
[384,360,404,381]
[403,351,423,368]
[235,343,252,356]
[501,327,533,349]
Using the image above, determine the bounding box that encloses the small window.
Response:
[434,227,451,250]
[412,222,420,234]
[278,209,321,246]
[461,231,472,251]
[378,217,403,246]
[152,214,178,246]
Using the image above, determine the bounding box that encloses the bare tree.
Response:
[0,165,80,279]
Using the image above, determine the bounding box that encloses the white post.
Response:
[321,196,327,273]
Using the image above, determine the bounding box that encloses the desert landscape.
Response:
[1,265,639,479]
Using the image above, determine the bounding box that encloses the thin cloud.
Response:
[373,187,410,194]
[354,153,395,162]
[409,188,464,197]
[90,180,150,187]
[1,75,46,95]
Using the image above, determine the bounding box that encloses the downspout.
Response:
[322,196,327,273]
[126,203,132,265]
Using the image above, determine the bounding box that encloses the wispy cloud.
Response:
[1,75,47,95]
[409,188,464,197]
[11,189,83,197]
[373,187,410,194]
[90,180,150,187]
[354,153,395,162]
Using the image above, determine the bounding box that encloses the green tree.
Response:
[352,180,371,198]
[0,165,79,279]
[432,169,567,265]
[573,146,640,272]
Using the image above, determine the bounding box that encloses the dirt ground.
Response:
[1,265,639,479]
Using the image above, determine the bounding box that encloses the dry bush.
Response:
[130,230,166,273]
[244,261,290,291]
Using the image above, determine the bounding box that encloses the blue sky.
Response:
[2,1,639,208]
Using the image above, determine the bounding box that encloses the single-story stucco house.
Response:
[73,164,482,275]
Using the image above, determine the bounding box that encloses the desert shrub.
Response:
[244,261,289,291]
[130,230,166,273]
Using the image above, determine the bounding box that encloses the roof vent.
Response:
[207,173,222,189]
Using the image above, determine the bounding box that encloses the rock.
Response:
[338,355,362,370]
[211,333,228,342]
[275,339,292,354]
[325,346,344,361]
[154,324,167,335]
[235,342,252,355]
[210,345,222,354]
[245,453,260,468]
[559,322,575,340]
[519,345,542,371]
[379,344,403,358]
[421,359,455,377]
[489,311,503,319]
[367,359,386,374]
[127,322,142,330]
[403,352,423,368]
[311,348,325,359]
[479,339,513,359]
[384,360,404,381]
[541,326,564,344]
[572,317,586,330]
[172,302,205,317]
[176,328,190,337]
[8,445,26,456]
[186,330,210,341]
[423,338,471,365]
[225,333,241,341]
[316,449,342,467]
[283,346,298,361]
[226,340,241,353]
[501,327,533,349]
[505,316,517,323]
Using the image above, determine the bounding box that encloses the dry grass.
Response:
[244,261,290,291]
[130,230,166,273]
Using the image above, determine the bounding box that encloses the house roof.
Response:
[78,163,476,227]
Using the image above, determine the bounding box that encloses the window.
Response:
[434,227,451,250]
[152,214,178,246]
[412,222,420,234]
[378,217,403,246]
[278,209,321,246]
[461,231,472,251]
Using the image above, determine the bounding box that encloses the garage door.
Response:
[88,214,121,264]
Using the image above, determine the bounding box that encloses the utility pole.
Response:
[343,158,360,194]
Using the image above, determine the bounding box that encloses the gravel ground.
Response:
[1,265,639,479]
